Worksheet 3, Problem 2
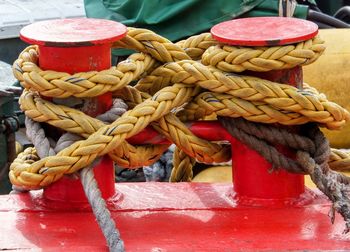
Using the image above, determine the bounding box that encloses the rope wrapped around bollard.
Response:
[220,117,350,232]
[9,26,350,246]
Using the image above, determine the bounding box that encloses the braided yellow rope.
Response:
[13,46,156,98]
[9,27,350,189]
[136,61,349,129]
[202,36,326,72]
[329,149,350,171]
[176,33,217,60]
[20,85,230,167]
[114,86,231,164]
[113,27,191,62]
[19,90,170,169]
[10,83,200,188]
[170,147,196,182]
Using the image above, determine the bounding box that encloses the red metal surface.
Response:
[38,44,112,74]
[1,183,349,251]
[233,66,305,204]
[208,18,313,203]
[19,18,127,203]
[129,120,305,206]
[230,138,305,206]
[20,18,127,46]
[211,17,318,46]
[43,156,117,208]
[5,17,347,251]
[129,68,306,205]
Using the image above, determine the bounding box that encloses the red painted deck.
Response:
[1,183,349,251]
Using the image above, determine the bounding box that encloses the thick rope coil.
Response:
[20,90,169,169]
[202,36,326,72]
[21,83,230,167]
[220,117,350,232]
[10,83,200,188]
[13,46,157,98]
[80,159,125,252]
[14,45,349,132]
[136,60,349,129]
[113,27,191,62]
[24,114,125,250]
[115,85,231,164]
[9,28,350,191]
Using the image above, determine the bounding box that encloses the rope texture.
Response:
[21,101,127,251]
[10,28,350,188]
[8,27,350,230]
[202,36,325,72]
[220,117,350,232]
[80,159,125,251]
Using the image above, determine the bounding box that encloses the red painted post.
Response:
[19,18,127,204]
[210,17,319,205]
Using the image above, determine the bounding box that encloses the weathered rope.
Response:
[113,27,191,62]
[80,158,125,252]
[20,90,169,169]
[24,98,127,250]
[136,61,349,130]
[169,147,196,182]
[220,117,350,232]
[176,33,217,60]
[13,46,157,98]
[202,36,325,72]
[25,117,56,158]
[9,27,350,196]
[143,146,175,182]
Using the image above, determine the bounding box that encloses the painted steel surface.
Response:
[0,183,349,251]
[211,17,318,46]
[18,18,127,202]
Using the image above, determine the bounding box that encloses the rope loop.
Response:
[202,36,326,72]
[8,26,350,234]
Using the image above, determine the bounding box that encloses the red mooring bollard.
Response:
[210,17,318,205]
[20,18,127,205]
[128,17,319,206]
[2,17,349,251]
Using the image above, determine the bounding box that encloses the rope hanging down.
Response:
[80,159,125,252]
[9,27,350,234]
[18,105,127,251]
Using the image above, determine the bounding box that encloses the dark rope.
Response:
[219,117,350,233]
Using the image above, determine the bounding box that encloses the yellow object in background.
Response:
[192,166,232,182]
[305,171,350,189]
[303,29,350,148]
[192,166,350,189]
[15,141,23,156]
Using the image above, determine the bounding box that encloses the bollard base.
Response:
[1,182,348,251]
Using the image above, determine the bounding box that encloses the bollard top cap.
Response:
[211,17,318,46]
[20,18,127,47]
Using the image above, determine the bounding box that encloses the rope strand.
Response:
[80,159,125,252]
